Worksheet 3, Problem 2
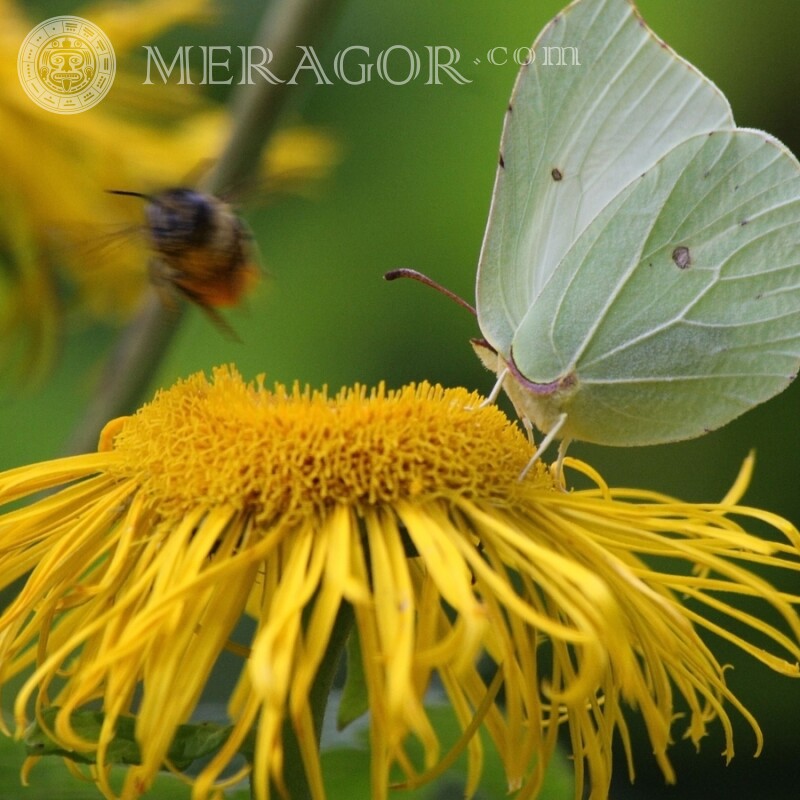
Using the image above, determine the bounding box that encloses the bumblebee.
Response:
[110,187,258,336]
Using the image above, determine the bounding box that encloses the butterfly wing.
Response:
[476,0,733,354]
[511,129,800,445]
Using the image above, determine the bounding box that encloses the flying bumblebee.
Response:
[110,187,259,338]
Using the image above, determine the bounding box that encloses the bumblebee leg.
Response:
[148,258,181,310]
[174,282,242,343]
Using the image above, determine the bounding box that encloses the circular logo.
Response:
[18,16,115,114]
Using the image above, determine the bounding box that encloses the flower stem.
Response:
[272,602,354,799]
[64,0,345,455]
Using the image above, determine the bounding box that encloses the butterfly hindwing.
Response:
[510,129,800,445]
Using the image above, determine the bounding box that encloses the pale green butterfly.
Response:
[469,0,800,466]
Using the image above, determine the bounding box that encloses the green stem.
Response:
[64,0,345,455]
[205,0,345,194]
[63,292,177,455]
[275,602,354,799]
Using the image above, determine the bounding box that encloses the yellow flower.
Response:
[1,365,800,799]
[0,0,336,380]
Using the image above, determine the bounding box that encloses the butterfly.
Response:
[464,0,800,465]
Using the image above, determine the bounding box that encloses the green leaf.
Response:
[0,733,194,799]
[25,710,140,766]
[337,626,369,730]
[24,708,247,771]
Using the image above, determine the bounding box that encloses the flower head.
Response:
[1,366,800,799]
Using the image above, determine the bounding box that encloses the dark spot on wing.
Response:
[507,102,513,114]
[551,168,563,181]
[672,246,691,269]
[499,153,505,169]
[740,218,749,226]
[703,170,711,178]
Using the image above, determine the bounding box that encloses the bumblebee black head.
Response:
[110,187,215,250]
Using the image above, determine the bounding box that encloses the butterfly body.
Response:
[476,0,800,447]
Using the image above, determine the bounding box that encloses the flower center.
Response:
[101,366,549,523]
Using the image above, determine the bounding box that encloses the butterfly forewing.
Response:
[477,0,733,355]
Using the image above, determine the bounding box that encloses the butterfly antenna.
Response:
[384,268,476,316]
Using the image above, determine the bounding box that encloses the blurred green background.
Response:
[3,0,800,797]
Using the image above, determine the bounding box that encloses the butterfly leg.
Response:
[480,368,509,408]
[522,416,535,445]
[518,413,567,481]
[554,437,572,486]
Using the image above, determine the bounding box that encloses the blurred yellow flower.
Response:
[1,366,800,799]
[0,0,336,380]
